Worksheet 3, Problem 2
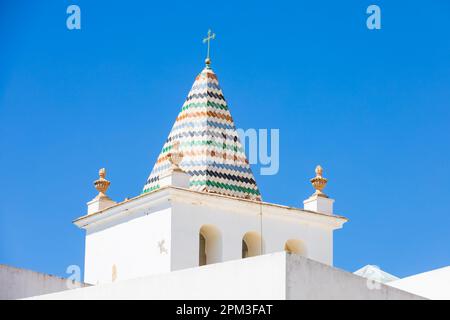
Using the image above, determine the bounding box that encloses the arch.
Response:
[199,225,222,266]
[111,264,117,282]
[284,239,307,257]
[242,239,248,258]
[199,233,206,266]
[242,231,262,258]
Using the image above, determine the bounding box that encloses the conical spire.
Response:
[143,66,261,201]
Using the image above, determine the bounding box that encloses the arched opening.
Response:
[112,264,117,282]
[242,239,249,258]
[199,233,206,266]
[284,239,307,257]
[199,225,222,266]
[242,231,262,258]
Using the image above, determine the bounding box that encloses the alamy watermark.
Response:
[66,5,381,31]
[237,128,279,176]
[66,264,82,289]
[66,5,81,30]
[366,278,382,290]
[366,4,381,30]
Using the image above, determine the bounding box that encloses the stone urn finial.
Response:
[168,141,184,172]
[94,168,111,198]
[310,165,328,198]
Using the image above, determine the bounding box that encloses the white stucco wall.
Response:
[28,253,423,300]
[387,266,450,300]
[0,265,86,300]
[84,203,172,285]
[78,187,345,285]
[286,255,423,300]
[170,194,335,272]
[29,253,286,300]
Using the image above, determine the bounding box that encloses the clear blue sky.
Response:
[1,0,449,279]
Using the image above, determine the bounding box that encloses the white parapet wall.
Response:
[27,252,424,300]
[285,255,421,299]
[387,266,450,300]
[0,264,87,300]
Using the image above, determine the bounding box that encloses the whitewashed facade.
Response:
[76,185,346,285]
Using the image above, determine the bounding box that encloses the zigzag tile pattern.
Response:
[143,66,261,200]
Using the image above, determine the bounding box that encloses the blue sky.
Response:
[1,0,449,279]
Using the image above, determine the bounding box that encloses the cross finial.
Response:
[203,29,216,67]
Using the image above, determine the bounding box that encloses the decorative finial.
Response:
[168,141,184,172]
[203,29,216,68]
[94,168,111,198]
[310,165,328,198]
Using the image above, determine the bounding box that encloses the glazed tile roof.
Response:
[143,66,261,201]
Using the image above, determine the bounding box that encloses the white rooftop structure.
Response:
[77,183,345,285]
[388,266,450,300]
[354,265,399,283]
[0,265,87,300]
[27,253,424,300]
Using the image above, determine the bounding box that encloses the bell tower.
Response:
[74,33,346,285]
